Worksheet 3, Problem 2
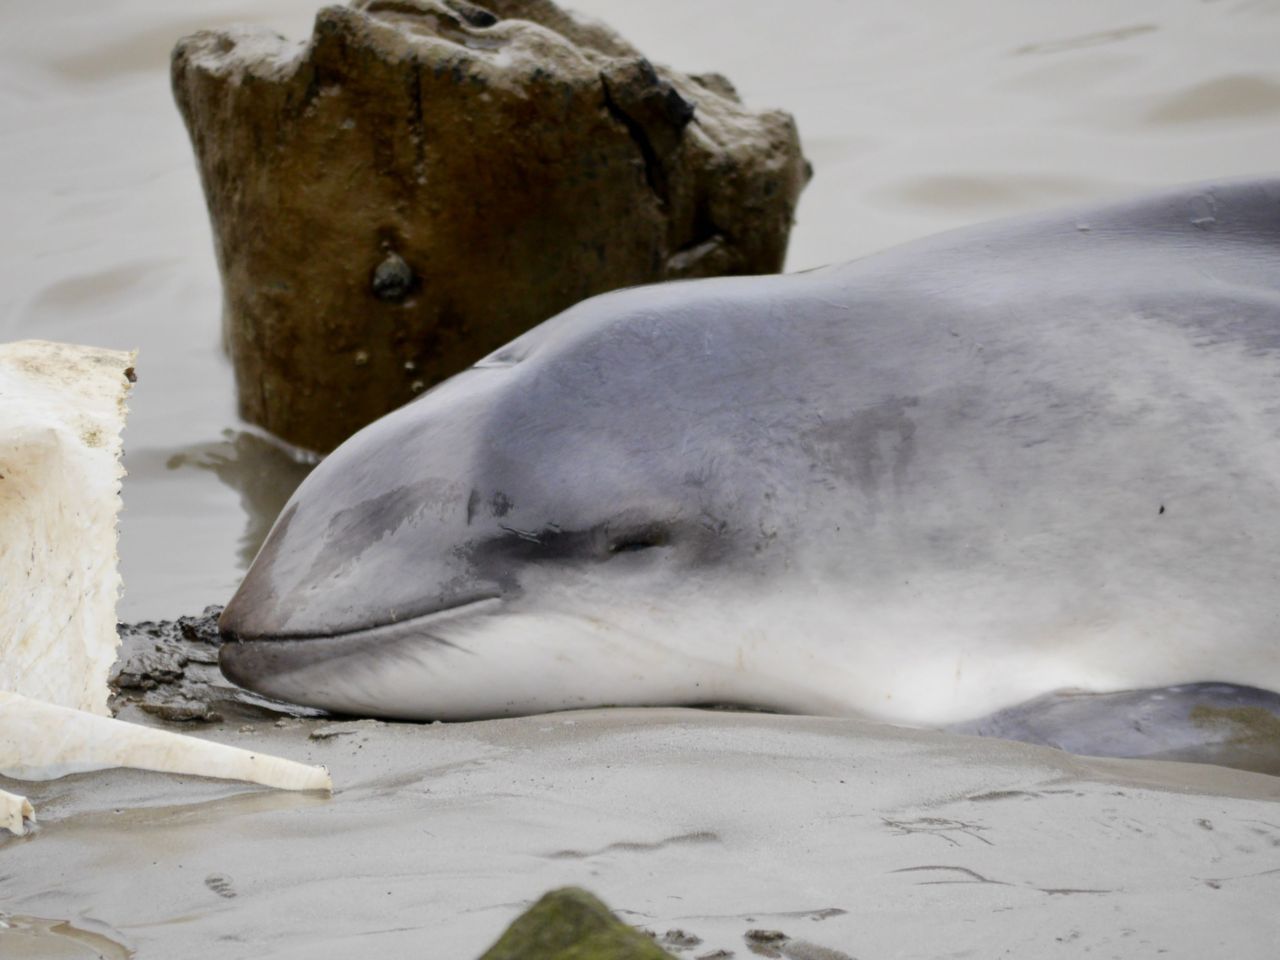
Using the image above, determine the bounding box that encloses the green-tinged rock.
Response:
[478,888,676,960]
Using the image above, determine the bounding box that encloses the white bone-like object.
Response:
[0,691,331,788]
[0,340,330,835]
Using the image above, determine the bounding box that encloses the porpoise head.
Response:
[219,276,841,719]
[221,177,1280,729]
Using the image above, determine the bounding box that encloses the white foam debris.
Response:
[0,341,329,835]
[0,339,133,714]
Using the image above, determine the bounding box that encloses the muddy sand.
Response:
[5,631,1280,959]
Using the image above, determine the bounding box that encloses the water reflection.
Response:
[166,430,315,570]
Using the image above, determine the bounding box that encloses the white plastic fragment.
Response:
[0,691,331,791]
[0,340,330,836]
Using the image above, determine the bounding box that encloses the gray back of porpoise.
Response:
[219,177,1280,727]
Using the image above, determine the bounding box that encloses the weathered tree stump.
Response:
[173,0,810,452]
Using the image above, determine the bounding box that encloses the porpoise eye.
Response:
[607,526,669,555]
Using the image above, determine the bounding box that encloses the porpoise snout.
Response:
[216,597,315,703]
[217,635,268,693]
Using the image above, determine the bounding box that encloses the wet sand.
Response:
[4,1,1280,957]
[7,706,1280,960]
[4,617,1279,957]
[7,707,1280,959]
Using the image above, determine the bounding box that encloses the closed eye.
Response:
[607,528,668,555]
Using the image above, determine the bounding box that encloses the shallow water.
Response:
[4,0,1278,619]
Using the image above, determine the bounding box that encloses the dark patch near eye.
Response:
[467,525,592,593]
[468,520,673,581]
[465,513,739,593]
[607,526,669,554]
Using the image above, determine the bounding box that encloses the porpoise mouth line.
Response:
[225,596,503,644]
